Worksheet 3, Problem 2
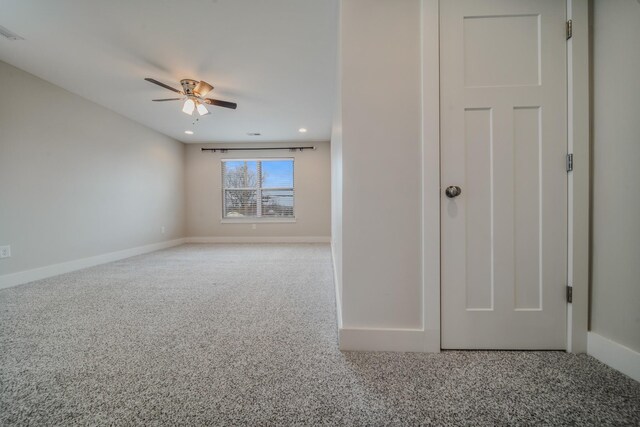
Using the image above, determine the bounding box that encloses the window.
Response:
[222,159,294,219]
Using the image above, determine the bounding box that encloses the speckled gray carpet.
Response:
[1,244,638,426]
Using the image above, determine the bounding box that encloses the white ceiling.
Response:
[0,0,338,143]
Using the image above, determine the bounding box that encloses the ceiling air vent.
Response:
[0,25,24,41]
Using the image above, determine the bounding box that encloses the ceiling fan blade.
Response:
[194,80,214,97]
[152,98,183,101]
[204,98,238,109]
[145,78,183,94]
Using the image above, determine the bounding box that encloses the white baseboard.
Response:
[185,236,331,243]
[330,242,343,329]
[339,327,438,352]
[0,238,186,290]
[587,332,640,382]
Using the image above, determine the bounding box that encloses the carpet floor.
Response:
[0,243,638,426]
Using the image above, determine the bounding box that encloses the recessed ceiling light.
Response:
[298,128,307,133]
[184,130,194,135]
[247,132,261,136]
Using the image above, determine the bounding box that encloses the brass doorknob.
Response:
[445,186,462,198]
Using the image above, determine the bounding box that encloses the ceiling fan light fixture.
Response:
[196,102,210,116]
[182,99,195,115]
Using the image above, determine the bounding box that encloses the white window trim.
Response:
[221,158,295,222]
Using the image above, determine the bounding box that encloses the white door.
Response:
[441,0,568,349]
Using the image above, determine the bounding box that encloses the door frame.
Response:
[421,0,590,352]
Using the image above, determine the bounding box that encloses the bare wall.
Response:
[590,0,640,352]
[185,142,331,239]
[0,61,186,276]
[340,0,422,329]
[331,0,344,321]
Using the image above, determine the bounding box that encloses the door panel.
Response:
[441,0,567,349]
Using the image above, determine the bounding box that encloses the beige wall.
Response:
[185,142,331,239]
[0,61,186,276]
[340,0,422,329]
[590,0,640,352]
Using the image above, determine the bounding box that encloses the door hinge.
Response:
[567,19,573,40]
[566,153,574,172]
[566,285,573,303]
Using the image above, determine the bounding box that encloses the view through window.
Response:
[222,159,294,219]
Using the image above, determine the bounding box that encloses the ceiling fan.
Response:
[145,78,237,116]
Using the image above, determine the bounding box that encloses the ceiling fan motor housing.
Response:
[180,79,198,97]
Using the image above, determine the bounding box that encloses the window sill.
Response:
[221,217,297,224]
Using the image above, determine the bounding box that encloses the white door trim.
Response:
[421,0,589,353]
[566,0,590,353]
[421,0,442,352]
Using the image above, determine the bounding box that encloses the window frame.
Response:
[220,158,296,223]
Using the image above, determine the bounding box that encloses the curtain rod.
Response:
[201,146,315,153]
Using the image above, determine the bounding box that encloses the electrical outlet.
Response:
[252,224,257,230]
[161,226,166,234]
[0,245,11,259]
